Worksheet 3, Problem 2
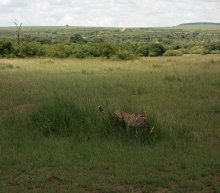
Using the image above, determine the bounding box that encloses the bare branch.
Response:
[12,19,22,46]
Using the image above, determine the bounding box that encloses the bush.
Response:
[164,50,183,56]
[172,44,181,50]
[44,44,73,58]
[97,42,118,58]
[136,44,149,56]
[73,44,89,58]
[120,43,138,53]
[189,46,209,55]
[18,41,45,57]
[210,50,220,54]
[180,48,190,54]
[136,43,165,57]
[205,42,220,51]
[70,34,87,43]
[6,53,17,58]
[148,43,165,56]
[0,40,14,57]
[72,43,101,58]
[84,43,101,57]
[116,50,136,60]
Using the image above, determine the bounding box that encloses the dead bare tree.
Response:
[13,20,22,46]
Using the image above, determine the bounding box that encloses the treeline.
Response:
[1,34,220,59]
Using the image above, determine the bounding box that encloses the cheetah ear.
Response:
[98,106,104,112]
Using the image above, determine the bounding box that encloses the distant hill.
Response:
[178,22,220,26]
[175,22,220,30]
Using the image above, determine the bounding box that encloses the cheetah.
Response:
[98,106,154,136]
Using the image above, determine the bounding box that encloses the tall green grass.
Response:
[0,55,220,193]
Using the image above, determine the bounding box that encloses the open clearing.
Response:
[0,55,220,193]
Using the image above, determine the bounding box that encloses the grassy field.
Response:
[0,55,220,193]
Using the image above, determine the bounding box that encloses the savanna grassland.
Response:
[1,23,220,60]
[0,55,220,193]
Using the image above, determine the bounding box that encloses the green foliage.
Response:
[18,41,45,57]
[136,44,149,56]
[136,43,165,57]
[86,43,101,57]
[210,50,220,54]
[70,34,87,43]
[44,44,73,58]
[72,44,89,58]
[0,26,220,59]
[172,44,182,50]
[116,49,136,60]
[120,43,138,53]
[98,42,118,58]
[205,42,220,51]
[0,39,14,57]
[148,43,165,56]
[73,43,101,58]
[189,46,209,55]
[0,56,220,192]
[164,50,183,56]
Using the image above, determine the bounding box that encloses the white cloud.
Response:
[0,0,219,26]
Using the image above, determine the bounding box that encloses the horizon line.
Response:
[0,22,220,28]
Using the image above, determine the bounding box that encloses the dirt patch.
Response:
[0,172,13,178]
[46,176,64,184]
[188,187,215,193]
[207,134,219,146]
[211,173,220,185]
[6,181,21,187]
[154,187,171,193]
[115,184,126,192]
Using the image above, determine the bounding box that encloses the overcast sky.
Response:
[0,0,219,27]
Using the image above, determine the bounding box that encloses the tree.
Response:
[0,40,14,57]
[98,42,117,58]
[148,43,165,56]
[70,34,87,43]
[13,20,22,46]
[136,44,149,56]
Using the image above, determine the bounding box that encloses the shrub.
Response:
[148,43,165,56]
[84,43,101,57]
[18,41,45,57]
[44,44,73,58]
[137,43,165,57]
[0,40,14,57]
[136,44,149,56]
[180,48,190,54]
[205,42,220,51]
[73,44,89,58]
[97,42,118,58]
[172,44,181,50]
[164,50,183,56]
[6,53,17,58]
[210,50,220,54]
[189,46,209,55]
[70,34,87,43]
[116,50,136,60]
[120,43,138,53]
